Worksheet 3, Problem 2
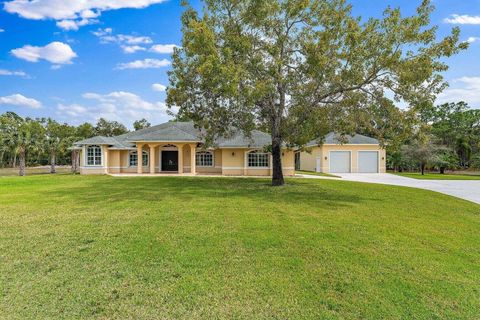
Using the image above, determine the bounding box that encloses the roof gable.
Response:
[306,132,379,147]
[124,121,200,142]
[73,121,272,148]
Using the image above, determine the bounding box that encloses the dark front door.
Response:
[162,151,178,171]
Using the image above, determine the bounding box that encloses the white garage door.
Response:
[358,151,378,173]
[330,151,351,173]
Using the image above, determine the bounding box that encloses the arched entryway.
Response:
[160,144,179,172]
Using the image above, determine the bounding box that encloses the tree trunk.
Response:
[50,153,56,174]
[71,150,79,173]
[19,149,26,176]
[421,163,425,175]
[271,118,284,186]
[13,153,17,168]
[440,167,445,174]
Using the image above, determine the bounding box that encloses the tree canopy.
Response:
[133,118,152,131]
[167,0,467,185]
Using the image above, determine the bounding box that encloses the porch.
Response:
[112,142,203,175]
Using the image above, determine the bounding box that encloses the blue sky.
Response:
[0,0,479,128]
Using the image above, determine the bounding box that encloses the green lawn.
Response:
[1,175,479,319]
[295,170,340,178]
[394,172,480,180]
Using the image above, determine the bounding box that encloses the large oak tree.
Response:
[167,0,466,185]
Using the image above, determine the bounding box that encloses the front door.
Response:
[161,151,178,171]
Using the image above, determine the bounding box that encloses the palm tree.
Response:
[3,119,44,176]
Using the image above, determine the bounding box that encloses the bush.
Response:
[470,153,480,169]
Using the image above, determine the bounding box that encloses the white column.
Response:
[104,146,109,174]
[243,150,248,176]
[137,144,143,174]
[159,146,162,172]
[149,144,156,174]
[178,145,183,174]
[190,144,196,175]
[269,153,273,176]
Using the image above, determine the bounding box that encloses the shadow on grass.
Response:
[42,176,371,212]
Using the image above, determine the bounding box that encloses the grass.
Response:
[1,175,479,319]
[394,172,480,180]
[295,170,340,178]
[0,166,72,176]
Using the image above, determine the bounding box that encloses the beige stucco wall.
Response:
[196,148,222,174]
[118,146,150,173]
[222,148,295,176]
[299,144,386,173]
[281,150,295,176]
[79,145,109,175]
[79,144,295,176]
[299,147,322,172]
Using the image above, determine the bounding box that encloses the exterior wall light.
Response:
[382,157,385,160]
[232,152,235,156]
[324,156,328,160]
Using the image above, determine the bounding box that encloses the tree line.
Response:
[0,112,151,175]
[386,102,480,174]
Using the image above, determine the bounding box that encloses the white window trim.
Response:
[196,150,214,167]
[129,150,149,167]
[247,150,270,168]
[85,145,102,167]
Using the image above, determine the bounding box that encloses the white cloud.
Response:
[92,27,112,36]
[57,17,98,31]
[152,83,167,92]
[101,34,152,45]
[116,58,170,70]
[0,94,42,108]
[444,14,480,25]
[4,0,167,30]
[57,91,173,125]
[93,28,153,53]
[467,37,480,44]
[0,69,28,77]
[0,28,4,32]
[437,77,480,106]
[121,45,146,53]
[83,91,166,111]
[150,44,178,54]
[11,41,77,64]
[57,103,88,117]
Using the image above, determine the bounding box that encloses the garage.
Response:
[358,151,379,173]
[330,151,351,173]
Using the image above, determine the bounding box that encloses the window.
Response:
[248,150,269,167]
[196,151,213,167]
[86,145,102,166]
[129,151,149,166]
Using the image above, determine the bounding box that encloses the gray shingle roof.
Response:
[73,121,272,149]
[74,136,123,146]
[216,130,271,148]
[306,132,379,147]
[125,121,200,142]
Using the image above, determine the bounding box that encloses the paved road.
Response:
[298,173,480,205]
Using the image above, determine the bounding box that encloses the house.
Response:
[73,121,295,176]
[296,132,386,173]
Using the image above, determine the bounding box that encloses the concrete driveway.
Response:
[298,173,480,205]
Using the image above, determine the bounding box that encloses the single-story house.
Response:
[296,132,386,173]
[73,121,295,176]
